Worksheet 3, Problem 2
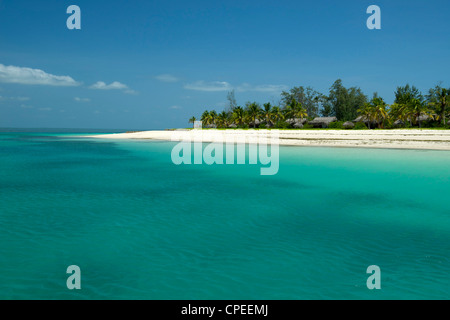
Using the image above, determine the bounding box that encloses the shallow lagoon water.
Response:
[0,133,449,299]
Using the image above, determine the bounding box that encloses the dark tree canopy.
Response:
[326,79,367,121]
[280,86,323,118]
[394,84,424,104]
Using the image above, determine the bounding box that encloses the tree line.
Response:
[189,80,450,129]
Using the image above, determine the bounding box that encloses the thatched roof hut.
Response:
[286,118,308,125]
[393,120,405,127]
[286,118,307,128]
[353,116,379,128]
[266,121,274,128]
[343,121,355,129]
[416,114,433,122]
[249,119,261,127]
[308,117,338,128]
[354,115,378,125]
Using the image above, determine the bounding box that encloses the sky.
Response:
[0,0,449,130]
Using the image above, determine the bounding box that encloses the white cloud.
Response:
[184,81,233,92]
[155,74,179,83]
[169,105,182,109]
[0,95,30,102]
[14,96,31,101]
[0,64,81,86]
[90,81,136,94]
[90,81,128,90]
[74,97,91,102]
[184,80,287,93]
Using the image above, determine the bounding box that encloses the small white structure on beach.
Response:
[194,121,203,129]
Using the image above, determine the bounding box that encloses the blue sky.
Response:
[0,0,449,129]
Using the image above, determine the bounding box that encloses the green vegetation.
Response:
[188,116,196,128]
[353,122,369,130]
[328,121,345,129]
[189,80,450,129]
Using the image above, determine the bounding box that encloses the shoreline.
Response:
[84,129,450,151]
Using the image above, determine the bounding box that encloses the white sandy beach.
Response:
[89,129,450,151]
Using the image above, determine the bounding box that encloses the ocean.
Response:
[0,132,449,299]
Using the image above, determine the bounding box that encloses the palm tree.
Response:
[217,111,229,128]
[209,110,218,128]
[247,102,261,128]
[271,106,283,125]
[357,103,375,129]
[283,99,295,119]
[438,88,449,126]
[358,97,388,129]
[408,98,432,128]
[262,103,272,125]
[429,87,449,126]
[188,116,196,128]
[372,97,388,128]
[201,110,211,127]
[292,103,308,121]
[284,99,307,122]
[389,103,409,127]
[232,106,245,127]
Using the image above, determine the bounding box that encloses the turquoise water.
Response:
[0,132,449,300]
